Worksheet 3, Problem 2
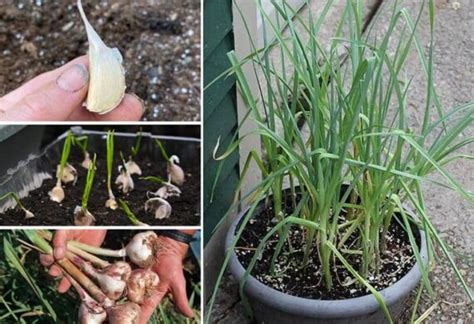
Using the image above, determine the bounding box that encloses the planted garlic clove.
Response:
[105,198,118,210]
[58,163,78,184]
[49,185,65,203]
[74,206,96,226]
[77,0,126,114]
[126,159,142,176]
[150,183,181,199]
[115,166,134,194]
[23,208,35,219]
[145,197,172,219]
[81,152,93,169]
[168,155,185,186]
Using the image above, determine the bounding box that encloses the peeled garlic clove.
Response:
[77,0,126,114]
[115,166,134,194]
[126,159,142,176]
[168,155,185,186]
[49,185,65,203]
[74,206,96,226]
[145,197,172,219]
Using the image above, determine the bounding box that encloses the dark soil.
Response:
[0,0,201,121]
[235,195,420,300]
[0,149,200,226]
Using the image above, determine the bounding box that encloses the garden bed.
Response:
[0,129,201,226]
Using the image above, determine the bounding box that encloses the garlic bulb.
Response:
[77,0,126,114]
[127,269,160,305]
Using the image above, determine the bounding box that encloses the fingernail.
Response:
[131,93,146,113]
[56,64,89,92]
[54,247,65,260]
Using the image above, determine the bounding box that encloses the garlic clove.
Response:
[59,163,78,184]
[145,197,172,219]
[49,185,65,203]
[126,159,142,176]
[115,166,134,194]
[81,152,93,169]
[168,155,185,186]
[74,206,96,226]
[105,198,118,210]
[150,183,181,199]
[23,208,35,219]
[77,0,126,114]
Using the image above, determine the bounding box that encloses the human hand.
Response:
[39,229,107,293]
[139,233,195,323]
[0,56,144,121]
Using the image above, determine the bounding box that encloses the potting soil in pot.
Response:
[235,196,420,300]
[0,149,200,226]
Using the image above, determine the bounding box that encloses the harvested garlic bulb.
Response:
[77,0,126,114]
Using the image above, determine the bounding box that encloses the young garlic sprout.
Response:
[73,135,93,170]
[77,0,126,114]
[155,139,185,186]
[49,131,75,203]
[74,155,97,226]
[115,152,134,194]
[105,130,118,210]
[126,128,143,176]
[119,199,149,226]
[142,176,182,199]
[127,269,160,304]
[145,197,172,220]
[0,192,34,219]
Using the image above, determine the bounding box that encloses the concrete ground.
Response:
[207,0,473,323]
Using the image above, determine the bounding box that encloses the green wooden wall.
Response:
[203,0,240,244]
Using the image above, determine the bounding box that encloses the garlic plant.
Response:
[105,131,118,210]
[49,131,74,203]
[77,0,126,114]
[74,154,97,226]
[127,128,143,176]
[0,192,34,219]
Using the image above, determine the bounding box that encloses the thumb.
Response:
[3,63,89,121]
[52,230,71,260]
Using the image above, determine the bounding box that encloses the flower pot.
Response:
[225,193,428,324]
[0,127,201,226]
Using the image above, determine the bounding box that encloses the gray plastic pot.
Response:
[225,201,428,324]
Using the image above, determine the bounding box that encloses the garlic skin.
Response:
[74,206,96,226]
[127,269,160,305]
[77,0,126,114]
[168,155,185,186]
[115,165,134,194]
[105,189,118,210]
[126,231,158,268]
[145,197,172,220]
[107,302,140,324]
[49,185,65,203]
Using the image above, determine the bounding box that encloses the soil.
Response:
[235,194,420,300]
[0,0,201,121]
[0,149,200,226]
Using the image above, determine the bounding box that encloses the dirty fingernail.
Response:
[56,64,89,92]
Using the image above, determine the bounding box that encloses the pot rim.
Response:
[225,200,428,319]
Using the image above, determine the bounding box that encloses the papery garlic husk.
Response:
[107,302,140,324]
[145,197,172,220]
[150,183,181,199]
[125,231,159,268]
[77,0,126,114]
[126,159,142,176]
[74,205,96,226]
[81,152,93,169]
[49,184,65,203]
[58,163,78,184]
[105,190,118,210]
[168,155,185,186]
[115,166,134,194]
[79,302,107,324]
[127,269,160,305]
